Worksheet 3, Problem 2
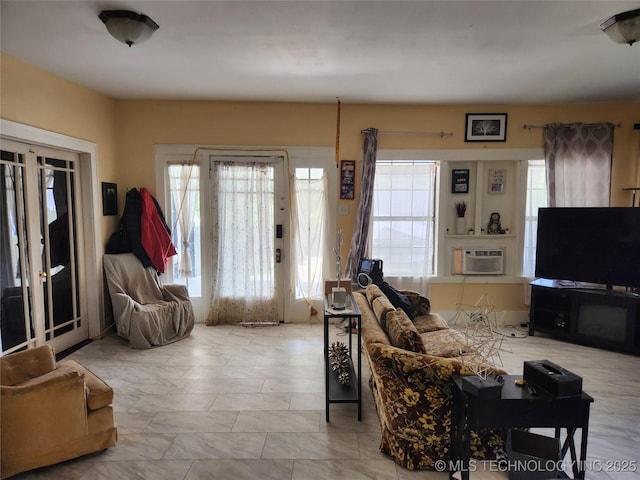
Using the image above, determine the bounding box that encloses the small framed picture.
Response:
[465,113,508,142]
[488,168,506,193]
[340,160,355,200]
[451,168,470,194]
[102,182,118,216]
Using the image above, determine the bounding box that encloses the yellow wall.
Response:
[117,100,639,311]
[3,53,639,312]
[0,53,120,244]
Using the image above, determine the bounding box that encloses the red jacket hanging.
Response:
[139,187,176,273]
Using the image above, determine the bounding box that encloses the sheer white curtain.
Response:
[169,164,199,277]
[291,169,327,300]
[206,161,277,325]
[523,160,547,279]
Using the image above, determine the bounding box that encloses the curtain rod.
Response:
[523,123,622,130]
[362,129,454,138]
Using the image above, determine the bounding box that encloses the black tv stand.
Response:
[529,279,640,355]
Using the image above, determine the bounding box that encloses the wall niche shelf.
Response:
[445,234,516,239]
[439,159,525,278]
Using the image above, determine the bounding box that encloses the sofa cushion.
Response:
[413,313,449,333]
[386,309,425,353]
[59,360,114,410]
[403,290,431,316]
[372,296,396,331]
[377,281,415,320]
[365,284,385,304]
[0,346,56,386]
[421,329,475,358]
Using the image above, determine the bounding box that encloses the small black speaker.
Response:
[357,272,373,288]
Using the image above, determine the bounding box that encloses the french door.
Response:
[206,156,286,324]
[0,139,87,354]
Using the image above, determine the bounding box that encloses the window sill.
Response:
[444,234,516,238]
[430,275,527,284]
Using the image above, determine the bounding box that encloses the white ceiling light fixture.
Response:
[99,10,159,47]
[600,8,640,46]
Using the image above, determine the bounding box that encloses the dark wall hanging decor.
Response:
[451,169,470,194]
[102,182,118,216]
[340,160,355,200]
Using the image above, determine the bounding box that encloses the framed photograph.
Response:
[465,113,508,142]
[451,168,470,194]
[102,182,118,216]
[340,160,355,200]
[488,168,506,193]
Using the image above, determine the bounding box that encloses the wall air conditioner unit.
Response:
[452,247,505,275]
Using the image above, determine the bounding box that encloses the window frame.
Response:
[370,159,439,278]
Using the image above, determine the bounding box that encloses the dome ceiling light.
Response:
[99,10,159,47]
[600,8,640,46]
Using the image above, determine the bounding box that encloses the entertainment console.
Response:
[529,279,640,355]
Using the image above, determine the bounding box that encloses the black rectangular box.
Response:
[523,360,582,398]
[461,375,503,399]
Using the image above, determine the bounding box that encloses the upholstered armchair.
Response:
[0,346,117,478]
[103,253,195,349]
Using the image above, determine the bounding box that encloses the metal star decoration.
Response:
[449,294,511,378]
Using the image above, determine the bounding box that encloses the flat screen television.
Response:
[535,207,640,290]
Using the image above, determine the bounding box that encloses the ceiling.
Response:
[2,1,640,104]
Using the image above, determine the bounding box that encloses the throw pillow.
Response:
[386,309,425,353]
[377,281,415,320]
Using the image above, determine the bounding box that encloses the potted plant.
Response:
[455,201,467,234]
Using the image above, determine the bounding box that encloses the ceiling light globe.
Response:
[601,8,640,46]
[99,10,159,47]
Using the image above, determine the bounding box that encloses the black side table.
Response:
[450,374,593,480]
[323,292,362,422]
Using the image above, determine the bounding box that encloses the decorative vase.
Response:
[455,217,466,235]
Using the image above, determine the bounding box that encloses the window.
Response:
[371,161,437,277]
[523,159,547,277]
[168,164,201,297]
[293,167,326,299]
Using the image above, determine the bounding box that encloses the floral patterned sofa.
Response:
[353,284,506,470]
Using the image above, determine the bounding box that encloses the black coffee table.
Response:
[450,374,593,480]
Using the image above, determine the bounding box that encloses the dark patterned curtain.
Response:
[345,128,378,280]
[543,123,614,207]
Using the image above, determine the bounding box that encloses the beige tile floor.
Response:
[12,322,640,480]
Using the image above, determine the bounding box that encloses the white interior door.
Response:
[0,139,87,354]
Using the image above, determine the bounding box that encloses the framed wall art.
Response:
[340,160,355,200]
[102,182,118,216]
[488,168,506,193]
[465,113,508,142]
[451,168,470,194]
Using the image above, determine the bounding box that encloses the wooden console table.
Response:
[450,374,593,480]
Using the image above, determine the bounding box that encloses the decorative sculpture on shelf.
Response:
[487,212,505,234]
[328,341,351,385]
[332,230,347,309]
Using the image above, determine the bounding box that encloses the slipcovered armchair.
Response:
[103,253,194,349]
[0,346,117,478]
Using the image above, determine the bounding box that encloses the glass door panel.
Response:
[0,148,35,353]
[37,153,85,351]
[0,140,86,355]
